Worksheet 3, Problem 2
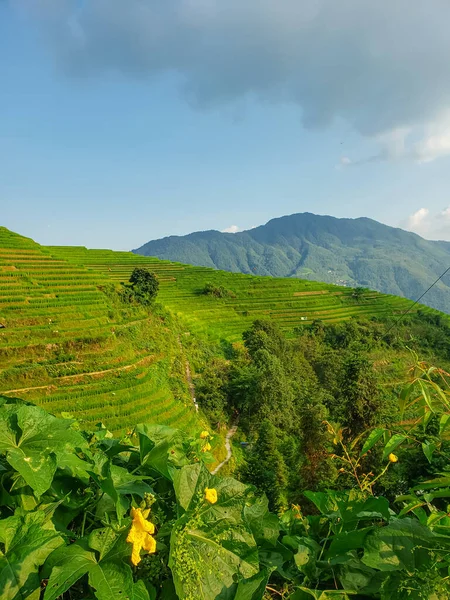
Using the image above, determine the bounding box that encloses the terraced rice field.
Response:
[1,226,440,433]
[47,245,438,342]
[0,227,200,433]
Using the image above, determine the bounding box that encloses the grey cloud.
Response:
[14,1,450,146]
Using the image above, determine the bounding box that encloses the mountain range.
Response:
[133,212,450,314]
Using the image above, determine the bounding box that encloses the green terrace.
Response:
[0,225,443,435]
[47,244,437,342]
[0,227,200,434]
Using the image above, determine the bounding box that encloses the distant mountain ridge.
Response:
[133,212,450,313]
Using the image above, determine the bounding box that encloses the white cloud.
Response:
[222,225,240,233]
[404,207,450,240]
[11,1,450,163]
[407,208,430,231]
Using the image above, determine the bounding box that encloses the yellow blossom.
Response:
[201,442,212,453]
[389,453,398,463]
[292,504,302,518]
[126,507,156,566]
[200,431,210,439]
[205,488,218,504]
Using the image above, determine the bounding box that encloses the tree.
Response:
[337,352,382,435]
[129,268,159,305]
[352,287,365,301]
[241,419,287,511]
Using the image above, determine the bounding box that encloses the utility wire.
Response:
[382,265,450,339]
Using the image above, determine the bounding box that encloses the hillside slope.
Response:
[48,242,436,343]
[0,227,201,434]
[133,213,450,313]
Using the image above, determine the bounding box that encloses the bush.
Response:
[201,282,236,298]
[129,268,159,305]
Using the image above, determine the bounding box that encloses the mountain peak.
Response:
[133,212,450,313]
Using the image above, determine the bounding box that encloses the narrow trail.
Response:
[211,420,239,475]
[177,334,198,412]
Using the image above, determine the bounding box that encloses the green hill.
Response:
[0,227,201,434]
[0,225,445,434]
[47,242,430,343]
[133,212,450,314]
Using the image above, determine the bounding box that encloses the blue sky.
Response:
[2,1,450,250]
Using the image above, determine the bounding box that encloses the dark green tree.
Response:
[129,268,159,305]
[241,419,287,511]
[243,319,286,359]
[195,358,230,426]
[337,352,382,435]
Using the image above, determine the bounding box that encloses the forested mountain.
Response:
[134,212,450,313]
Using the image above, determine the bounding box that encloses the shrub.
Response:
[129,268,159,305]
[201,282,236,298]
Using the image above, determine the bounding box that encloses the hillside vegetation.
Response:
[3,226,450,598]
[134,212,450,314]
[47,242,431,343]
[0,227,200,434]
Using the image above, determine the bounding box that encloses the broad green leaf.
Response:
[244,495,279,546]
[43,544,96,600]
[89,458,149,522]
[0,411,18,452]
[89,560,134,600]
[132,580,154,600]
[7,448,57,497]
[44,533,133,600]
[336,495,390,525]
[337,558,378,594]
[294,544,312,569]
[234,568,272,600]
[303,491,339,516]
[327,527,373,559]
[170,464,259,600]
[360,428,385,457]
[89,527,119,561]
[382,434,407,460]
[173,462,209,512]
[0,510,64,600]
[0,405,89,495]
[362,517,450,572]
[137,424,188,480]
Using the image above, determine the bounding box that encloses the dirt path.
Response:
[211,421,238,475]
[177,335,198,412]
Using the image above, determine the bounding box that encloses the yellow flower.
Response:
[126,507,156,566]
[292,504,302,518]
[389,453,398,463]
[205,488,218,504]
[200,431,210,439]
[201,442,212,453]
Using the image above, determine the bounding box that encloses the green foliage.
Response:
[194,357,230,425]
[241,420,288,511]
[201,281,236,298]
[3,363,450,598]
[129,268,159,305]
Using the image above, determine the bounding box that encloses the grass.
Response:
[0,227,201,434]
[0,226,443,434]
[47,244,439,342]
